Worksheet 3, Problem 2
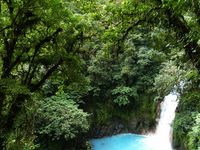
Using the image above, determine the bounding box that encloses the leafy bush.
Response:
[173,112,200,150]
[154,61,186,98]
[6,131,38,150]
[111,86,138,106]
[35,93,90,140]
[173,87,200,150]
[188,113,200,150]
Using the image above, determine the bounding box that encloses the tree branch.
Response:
[1,2,40,78]
[1,30,17,78]
[24,28,63,84]
[27,64,38,86]
[192,0,200,25]
[157,1,200,70]
[30,59,63,92]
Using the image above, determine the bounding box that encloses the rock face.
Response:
[90,117,156,138]
[90,120,127,138]
[89,101,162,138]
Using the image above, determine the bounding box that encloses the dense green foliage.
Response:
[0,0,200,149]
[36,93,89,140]
[173,70,200,150]
[0,0,91,149]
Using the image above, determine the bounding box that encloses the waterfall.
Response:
[145,92,179,150]
[155,92,179,149]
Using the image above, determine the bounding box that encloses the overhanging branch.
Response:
[30,59,63,92]
[24,28,63,84]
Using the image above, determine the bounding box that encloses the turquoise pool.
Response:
[91,133,156,150]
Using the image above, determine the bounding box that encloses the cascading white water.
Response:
[155,92,179,149]
[145,92,179,150]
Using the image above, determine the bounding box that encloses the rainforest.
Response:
[0,0,200,150]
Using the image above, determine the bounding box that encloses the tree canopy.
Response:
[0,0,200,150]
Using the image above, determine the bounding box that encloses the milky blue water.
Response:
[91,133,154,150]
[91,93,179,150]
